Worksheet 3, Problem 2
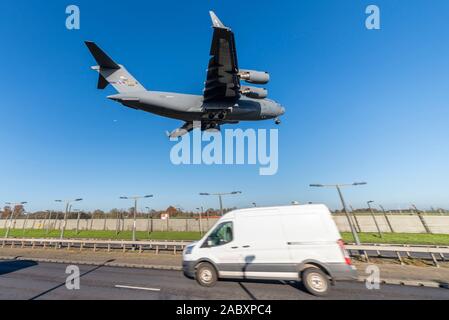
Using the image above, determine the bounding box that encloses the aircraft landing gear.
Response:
[275,118,281,125]
[206,111,227,121]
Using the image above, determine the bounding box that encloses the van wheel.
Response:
[301,268,330,297]
[196,262,218,287]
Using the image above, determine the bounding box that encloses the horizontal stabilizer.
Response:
[85,41,120,69]
[209,11,227,29]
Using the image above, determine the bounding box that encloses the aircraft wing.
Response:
[203,12,241,102]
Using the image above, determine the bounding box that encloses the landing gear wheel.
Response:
[301,268,330,297]
[196,262,218,287]
[275,118,281,125]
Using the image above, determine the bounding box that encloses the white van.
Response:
[183,204,357,296]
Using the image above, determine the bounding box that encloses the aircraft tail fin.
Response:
[85,41,146,93]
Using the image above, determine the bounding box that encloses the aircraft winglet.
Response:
[209,11,227,29]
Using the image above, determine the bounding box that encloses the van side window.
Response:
[204,222,233,247]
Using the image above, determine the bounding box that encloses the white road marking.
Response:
[115,285,161,292]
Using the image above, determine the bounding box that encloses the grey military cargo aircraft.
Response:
[85,11,285,138]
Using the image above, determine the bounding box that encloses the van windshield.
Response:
[205,222,233,247]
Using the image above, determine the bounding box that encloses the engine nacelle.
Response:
[241,86,268,99]
[238,69,270,84]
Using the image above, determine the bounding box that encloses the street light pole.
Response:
[367,201,382,238]
[146,207,153,235]
[336,186,361,245]
[74,209,82,235]
[199,191,242,216]
[4,201,27,238]
[55,198,83,240]
[45,210,52,234]
[23,211,30,235]
[133,198,137,240]
[218,195,224,216]
[310,183,365,245]
[120,195,153,242]
[44,210,51,234]
[196,207,204,236]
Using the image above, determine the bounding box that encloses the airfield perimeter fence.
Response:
[1,214,449,234]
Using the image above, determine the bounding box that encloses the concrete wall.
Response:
[0,218,220,233]
[1,215,449,234]
[334,215,449,234]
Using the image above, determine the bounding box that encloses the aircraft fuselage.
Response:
[108,91,285,123]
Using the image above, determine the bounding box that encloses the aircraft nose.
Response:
[278,105,285,116]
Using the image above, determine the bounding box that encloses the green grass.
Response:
[0,229,202,241]
[1,229,449,245]
[342,232,449,246]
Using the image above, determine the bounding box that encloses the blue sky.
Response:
[0,0,448,212]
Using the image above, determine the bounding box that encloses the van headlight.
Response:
[184,245,194,255]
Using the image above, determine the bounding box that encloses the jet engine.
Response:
[240,86,268,99]
[238,69,270,84]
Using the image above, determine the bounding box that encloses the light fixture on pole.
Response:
[4,201,27,238]
[309,183,367,245]
[196,207,204,236]
[120,195,153,242]
[55,198,83,240]
[199,191,242,216]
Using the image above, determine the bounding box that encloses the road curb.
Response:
[0,256,183,271]
[357,276,449,289]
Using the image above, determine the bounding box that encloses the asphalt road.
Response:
[0,260,448,300]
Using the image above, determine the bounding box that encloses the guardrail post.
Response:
[438,247,446,262]
[374,245,380,257]
[156,245,159,255]
[364,251,370,262]
[396,251,404,265]
[430,253,440,268]
[405,245,411,259]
